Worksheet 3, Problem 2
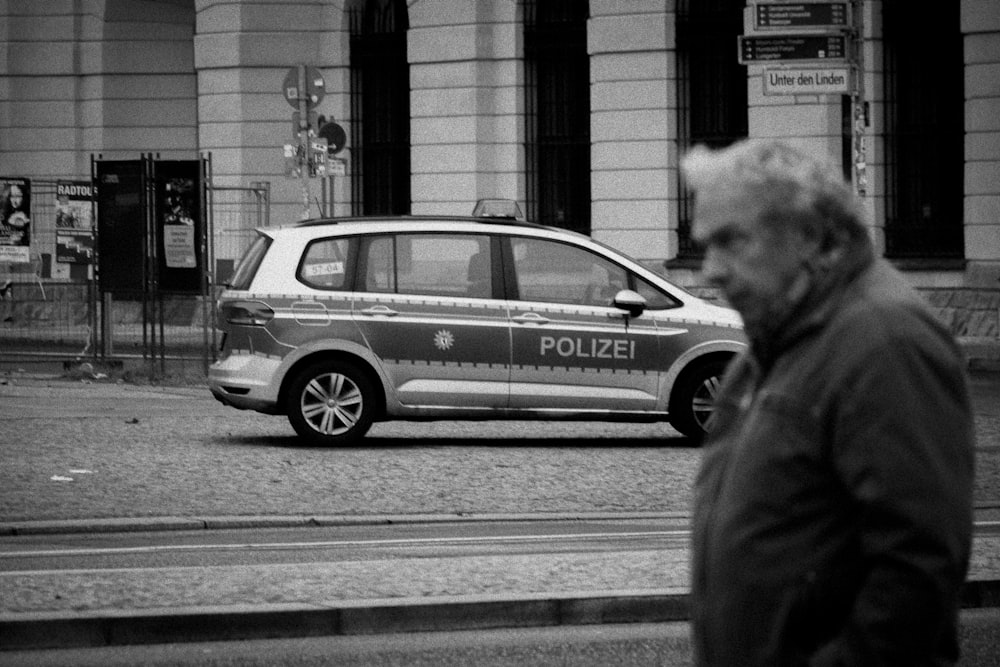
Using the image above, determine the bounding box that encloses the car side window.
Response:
[360,233,491,298]
[510,237,628,307]
[298,237,351,289]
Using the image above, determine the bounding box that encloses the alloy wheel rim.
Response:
[691,374,721,429]
[300,372,363,436]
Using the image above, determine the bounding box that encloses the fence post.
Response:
[102,291,113,358]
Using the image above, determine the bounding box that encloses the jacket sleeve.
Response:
[810,308,975,666]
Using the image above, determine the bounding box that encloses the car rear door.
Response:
[504,235,660,412]
[352,232,511,408]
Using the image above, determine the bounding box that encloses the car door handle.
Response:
[361,305,398,316]
[512,312,550,325]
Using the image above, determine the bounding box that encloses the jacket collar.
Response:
[749,239,875,370]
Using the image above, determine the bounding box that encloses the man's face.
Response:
[692,188,814,338]
[9,186,23,208]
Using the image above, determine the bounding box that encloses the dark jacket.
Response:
[691,258,975,667]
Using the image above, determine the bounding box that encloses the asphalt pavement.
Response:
[2,337,1000,657]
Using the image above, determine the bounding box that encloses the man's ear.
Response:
[808,227,849,270]
[789,223,824,259]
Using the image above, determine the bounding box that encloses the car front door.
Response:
[505,236,660,412]
[352,232,511,409]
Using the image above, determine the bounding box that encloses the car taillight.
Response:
[222,301,274,326]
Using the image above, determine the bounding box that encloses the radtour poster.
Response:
[55,180,95,265]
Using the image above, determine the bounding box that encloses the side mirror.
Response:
[613,289,646,318]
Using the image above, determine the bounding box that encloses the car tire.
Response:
[285,359,376,446]
[669,358,729,441]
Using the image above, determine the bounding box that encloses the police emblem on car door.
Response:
[505,236,659,412]
[352,233,511,408]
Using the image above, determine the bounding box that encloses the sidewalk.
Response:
[961,336,1000,372]
[3,514,1000,652]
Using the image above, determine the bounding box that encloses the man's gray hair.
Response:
[681,140,869,247]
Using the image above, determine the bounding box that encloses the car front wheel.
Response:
[285,360,376,446]
[668,358,729,441]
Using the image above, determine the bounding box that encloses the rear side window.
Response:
[228,234,271,290]
[299,237,351,289]
[360,233,492,298]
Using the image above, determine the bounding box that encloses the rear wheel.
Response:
[285,360,376,446]
[669,358,729,441]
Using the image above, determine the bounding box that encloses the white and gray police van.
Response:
[208,201,746,445]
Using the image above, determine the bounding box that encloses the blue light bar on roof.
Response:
[472,198,524,220]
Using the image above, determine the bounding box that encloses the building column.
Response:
[194,0,349,222]
[408,0,523,216]
[964,0,1000,287]
[588,1,675,265]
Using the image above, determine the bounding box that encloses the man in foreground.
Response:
[683,139,975,666]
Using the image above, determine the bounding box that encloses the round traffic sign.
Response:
[318,121,347,154]
[283,65,326,110]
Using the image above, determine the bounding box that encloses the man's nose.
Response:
[699,247,729,286]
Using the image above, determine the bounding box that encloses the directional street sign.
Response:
[753,2,849,30]
[763,66,851,95]
[738,34,847,64]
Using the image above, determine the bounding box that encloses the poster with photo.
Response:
[161,177,197,269]
[56,181,95,264]
[0,177,31,263]
[56,180,94,230]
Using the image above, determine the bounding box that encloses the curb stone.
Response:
[3,583,1000,652]
[0,511,685,536]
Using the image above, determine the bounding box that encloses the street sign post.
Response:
[847,0,867,196]
[738,34,847,64]
[753,2,849,30]
[739,1,866,196]
[292,110,318,136]
[281,64,328,218]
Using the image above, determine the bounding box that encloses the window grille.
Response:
[349,0,411,216]
[676,0,747,258]
[883,1,964,259]
[523,0,590,234]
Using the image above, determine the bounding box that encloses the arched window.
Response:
[676,0,747,258]
[883,1,964,260]
[524,0,590,234]
[349,0,410,215]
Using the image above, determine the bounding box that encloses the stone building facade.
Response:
[1,0,998,336]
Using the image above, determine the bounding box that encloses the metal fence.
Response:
[1,179,270,376]
[209,183,271,285]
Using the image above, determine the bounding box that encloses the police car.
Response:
[208,201,746,445]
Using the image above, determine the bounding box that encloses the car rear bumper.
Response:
[207,352,283,413]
